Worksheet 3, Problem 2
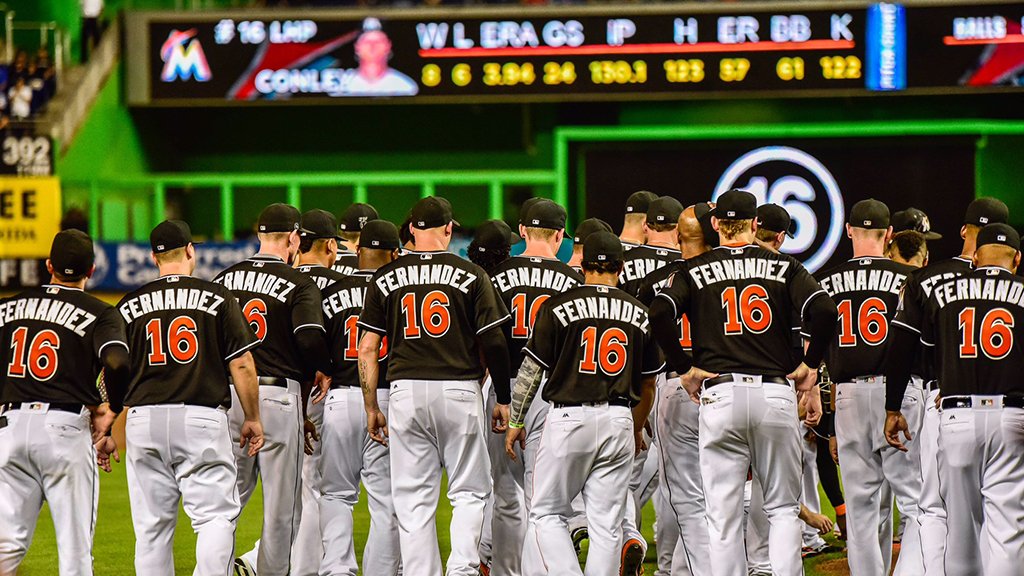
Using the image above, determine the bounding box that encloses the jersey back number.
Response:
[145,316,199,366]
[401,291,451,339]
[343,315,389,361]
[7,327,60,381]
[243,298,268,341]
[579,326,629,376]
[722,285,773,335]
[958,307,1014,360]
[837,297,888,347]
[511,293,550,338]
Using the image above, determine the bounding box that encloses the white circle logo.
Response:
[713,146,845,273]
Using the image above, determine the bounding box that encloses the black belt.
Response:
[704,374,788,388]
[0,402,83,414]
[941,395,1024,410]
[258,377,291,388]
[553,398,631,409]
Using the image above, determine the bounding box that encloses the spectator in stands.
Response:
[80,0,104,63]
[35,48,57,100]
[8,77,32,120]
[9,51,28,84]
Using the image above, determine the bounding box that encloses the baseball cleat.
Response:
[233,557,256,576]
[571,526,589,555]
[620,538,644,576]
[479,561,491,576]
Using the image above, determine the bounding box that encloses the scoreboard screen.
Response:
[125,1,1024,105]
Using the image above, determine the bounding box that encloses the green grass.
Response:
[19,463,847,575]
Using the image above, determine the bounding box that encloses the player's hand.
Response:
[94,436,120,473]
[90,403,118,444]
[806,511,834,535]
[829,436,839,465]
[312,371,331,404]
[505,427,525,461]
[367,407,389,447]
[787,362,818,392]
[240,419,265,457]
[884,410,912,452]
[634,429,647,456]
[681,366,718,404]
[303,418,319,455]
[492,403,511,433]
[800,387,822,427]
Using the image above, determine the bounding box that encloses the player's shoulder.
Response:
[14,285,112,313]
[554,283,646,307]
[923,256,973,277]
[325,270,373,295]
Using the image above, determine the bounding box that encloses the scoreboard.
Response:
[125,1,1024,105]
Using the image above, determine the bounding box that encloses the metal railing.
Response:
[64,170,560,241]
[47,18,119,152]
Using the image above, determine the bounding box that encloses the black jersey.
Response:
[333,251,360,277]
[918,267,1024,396]
[489,256,583,373]
[816,257,914,382]
[321,270,388,389]
[298,264,347,291]
[214,254,325,382]
[1,285,126,405]
[619,245,682,297]
[524,284,663,405]
[358,250,510,382]
[892,256,973,381]
[118,275,258,408]
[636,259,693,356]
[657,244,829,377]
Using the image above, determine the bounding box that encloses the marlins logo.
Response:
[161,29,212,83]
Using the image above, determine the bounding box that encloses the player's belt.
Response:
[704,374,788,388]
[941,395,1024,410]
[553,398,631,409]
[257,377,291,388]
[0,402,83,414]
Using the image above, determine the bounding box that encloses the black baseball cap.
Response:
[712,189,757,220]
[646,196,684,226]
[625,190,658,214]
[519,197,545,226]
[573,217,613,245]
[358,219,401,250]
[583,231,625,264]
[756,204,795,237]
[849,199,890,229]
[410,196,455,229]
[891,208,942,240]
[964,197,1009,227]
[258,203,304,234]
[150,220,197,254]
[976,223,1020,251]
[473,219,521,253]
[524,200,567,230]
[339,203,379,232]
[50,229,94,277]
[300,209,342,240]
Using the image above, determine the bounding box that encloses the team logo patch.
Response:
[160,29,211,83]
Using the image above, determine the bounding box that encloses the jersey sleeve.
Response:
[92,307,128,358]
[357,273,387,335]
[522,303,557,370]
[892,275,925,335]
[641,327,665,375]
[656,270,691,317]
[290,279,326,334]
[473,272,511,335]
[788,262,829,323]
[221,292,260,361]
[917,292,939,348]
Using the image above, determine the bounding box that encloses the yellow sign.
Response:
[0,177,61,258]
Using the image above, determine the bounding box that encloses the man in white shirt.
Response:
[80,0,103,63]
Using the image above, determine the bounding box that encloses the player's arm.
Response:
[230,351,264,457]
[479,326,511,405]
[649,297,693,375]
[632,374,657,454]
[793,271,839,392]
[291,280,333,382]
[473,275,512,405]
[505,354,543,461]
[91,308,130,441]
[882,279,927,451]
[357,330,388,446]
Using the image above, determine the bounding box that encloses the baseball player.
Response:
[114,220,265,575]
[356,196,511,576]
[816,199,923,576]
[0,230,130,576]
[484,202,583,576]
[568,218,614,273]
[649,189,838,576]
[883,197,1010,575]
[888,230,929,268]
[620,190,659,250]
[636,202,714,576]
[333,203,378,276]
[318,220,402,576]
[215,203,333,576]
[505,230,662,576]
[887,223,1024,575]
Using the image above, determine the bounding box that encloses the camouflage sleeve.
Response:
[509,355,544,429]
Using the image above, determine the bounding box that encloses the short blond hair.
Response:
[525,227,558,242]
[154,247,187,265]
[717,219,751,239]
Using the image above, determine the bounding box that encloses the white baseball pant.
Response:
[529,404,634,576]
[699,376,803,576]
[917,384,946,575]
[938,398,1024,576]
[319,387,400,576]
[656,377,711,575]
[520,379,550,576]
[0,405,97,576]
[835,378,924,576]
[388,379,491,576]
[799,425,827,552]
[291,394,325,576]
[126,404,240,576]
[743,476,771,576]
[652,485,687,576]
[230,381,304,576]
[479,378,525,576]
